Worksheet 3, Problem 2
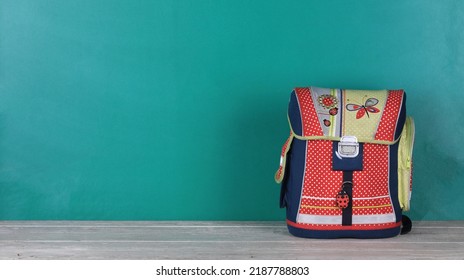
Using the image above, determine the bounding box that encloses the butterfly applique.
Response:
[346,98,380,119]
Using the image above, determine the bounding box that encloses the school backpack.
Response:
[275,87,414,238]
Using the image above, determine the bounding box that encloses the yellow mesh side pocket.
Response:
[398,117,415,211]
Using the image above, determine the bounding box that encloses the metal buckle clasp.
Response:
[337,136,359,159]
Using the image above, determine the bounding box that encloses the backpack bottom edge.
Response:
[287,223,401,239]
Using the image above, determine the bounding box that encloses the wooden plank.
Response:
[0,221,463,260]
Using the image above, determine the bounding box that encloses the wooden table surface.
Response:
[0,221,462,259]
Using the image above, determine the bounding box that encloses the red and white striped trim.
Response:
[287,219,401,231]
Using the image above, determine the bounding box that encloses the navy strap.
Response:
[341,171,353,226]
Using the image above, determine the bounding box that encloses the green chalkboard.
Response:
[0,0,463,220]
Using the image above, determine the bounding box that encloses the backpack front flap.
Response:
[288,87,406,144]
[276,87,413,238]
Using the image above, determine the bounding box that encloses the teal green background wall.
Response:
[0,0,463,220]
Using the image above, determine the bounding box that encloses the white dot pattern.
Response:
[289,88,403,229]
[298,142,394,220]
[375,90,404,141]
[299,140,343,216]
[353,143,393,215]
[353,206,393,216]
[295,88,323,137]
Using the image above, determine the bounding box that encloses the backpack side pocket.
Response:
[275,132,294,184]
[398,117,415,211]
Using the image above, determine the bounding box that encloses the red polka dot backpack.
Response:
[275,87,415,238]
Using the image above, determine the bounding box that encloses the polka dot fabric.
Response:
[300,196,340,216]
[352,143,393,215]
[301,197,337,207]
[353,206,393,216]
[342,90,387,141]
[352,144,390,198]
[353,197,391,207]
[375,90,404,141]
[294,88,323,137]
[277,87,411,237]
[300,206,341,216]
[299,140,343,216]
[297,142,394,223]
